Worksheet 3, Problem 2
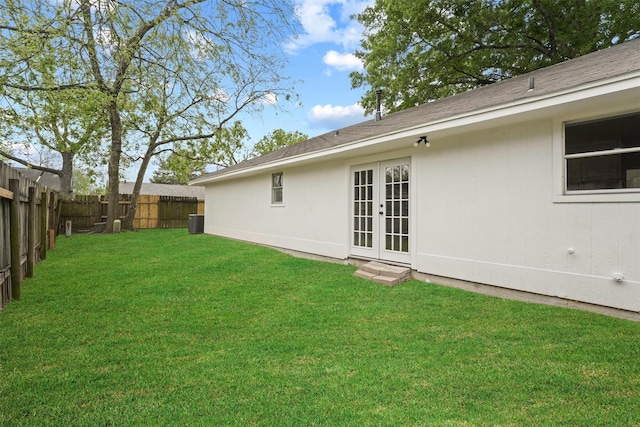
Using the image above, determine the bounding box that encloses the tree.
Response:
[351,0,640,114]
[151,151,204,185]
[0,88,109,199]
[149,122,249,185]
[1,0,298,232]
[149,127,307,185]
[72,166,105,195]
[251,129,307,157]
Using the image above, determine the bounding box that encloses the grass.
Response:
[1,229,639,426]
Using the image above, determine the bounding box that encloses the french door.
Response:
[351,159,410,264]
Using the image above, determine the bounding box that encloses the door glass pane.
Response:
[383,163,410,254]
[353,168,375,248]
[401,165,409,181]
[401,236,409,252]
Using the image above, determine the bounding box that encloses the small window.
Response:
[271,172,283,204]
[565,112,640,192]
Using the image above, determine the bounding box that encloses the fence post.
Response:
[48,191,56,248]
[9,179,22,300]
[27,186,36,278]
[40,191,48,261]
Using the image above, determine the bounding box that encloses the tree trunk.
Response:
[58,151,75,200]
[105,99,122,233]
[122,144,155,231]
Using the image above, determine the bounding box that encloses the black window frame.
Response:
[564,112,640,193]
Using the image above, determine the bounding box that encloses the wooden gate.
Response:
[158,196,199,229]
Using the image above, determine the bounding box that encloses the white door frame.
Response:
[350,158,411,264]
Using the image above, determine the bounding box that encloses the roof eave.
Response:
[190,71,640,186]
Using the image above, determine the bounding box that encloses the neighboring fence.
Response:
[60,194,204,231]
[0,161,59,311]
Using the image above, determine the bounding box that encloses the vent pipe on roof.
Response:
[375,89,382,122]
[528,76,535,91]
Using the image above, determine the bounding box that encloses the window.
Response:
[565,112,640,192]
[271,172,283,204]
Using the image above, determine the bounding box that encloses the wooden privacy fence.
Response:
[1,161,59,311]
[60,194,204,231]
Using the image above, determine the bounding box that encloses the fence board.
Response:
[0,161,54,310]
[1,189,10,309]
[60,195,100,232]
[60,193,202,231]
[134,195,159,229]
[158,196,198,229]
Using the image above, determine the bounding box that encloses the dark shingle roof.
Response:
[119,182,204,199]
[16,169,61,191]
[192,38,640,183]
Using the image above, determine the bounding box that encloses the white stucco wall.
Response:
[201,103,640,312]
[203,160,349,259]
[413,118,640,312]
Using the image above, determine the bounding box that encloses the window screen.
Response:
[271,172,283,204]
[565,112,640,191]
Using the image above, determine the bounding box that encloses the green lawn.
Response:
[1,229,639,426]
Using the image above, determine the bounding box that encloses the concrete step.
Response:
[353,261,411,287]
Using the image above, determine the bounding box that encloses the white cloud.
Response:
[285,0,373,53]
[259,92,279,105]
[323,50,363,71]
[306,103,366,129]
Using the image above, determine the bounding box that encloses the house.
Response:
[119,182,204,200]
[191,39,640,316]
[16,169,61,192]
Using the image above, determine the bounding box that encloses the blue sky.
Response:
[6,0,374,183]
[242,0,374,143]
[125,0,374,182]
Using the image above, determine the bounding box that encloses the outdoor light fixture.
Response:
[414,136,430,148]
